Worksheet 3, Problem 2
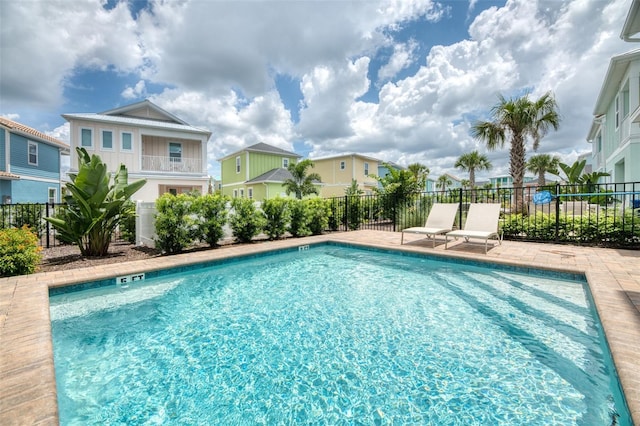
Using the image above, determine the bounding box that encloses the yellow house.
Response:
[310,153,380,197]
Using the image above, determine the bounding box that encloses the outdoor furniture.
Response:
[445,203,502,253]
[401,203,459,247]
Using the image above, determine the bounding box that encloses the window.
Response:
[239,188,245,198]
[48,188,57,204]
[28,141,38,165]
[615,95,620,128]
[101,130,113,150]
[340,161,346,170]
[121,132,133,151]
[248,188,253,199]
[597,134,602,153]
[233,189,238,198]
[283,158,289,168]
[81,128,93,148]
[364,162,369,176]
[169,142,182,162]
[236,156,241,173]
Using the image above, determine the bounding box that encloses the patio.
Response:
[1,230,639,424]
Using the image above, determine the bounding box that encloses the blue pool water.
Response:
[50,244,631,425]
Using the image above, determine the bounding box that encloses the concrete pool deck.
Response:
[1,230,639,425]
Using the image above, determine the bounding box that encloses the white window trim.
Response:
[248,187,253,199]
[233,189,238,198]
[120,131,133,152]
[236,156,241,173]
[169,142,182,162]
[28,141,38,166]
[48,187,57,204]
[340,161,346,170]
[100,129,114,151]
[80,127,93,148]
[364,162,369,176]
[239,188,245,198]
[615,95,620,129]
[282,158,289,168]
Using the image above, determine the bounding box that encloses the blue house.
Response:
[0,117,69,204]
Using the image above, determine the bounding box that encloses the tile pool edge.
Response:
[2,232,640,425]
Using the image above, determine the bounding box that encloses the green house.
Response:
[218,142,301,201]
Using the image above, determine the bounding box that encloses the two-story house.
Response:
[218,142,302,200]
[587,49,640,184]
[62,100,212,202]
[0,117,69,204]
[310,153,379,197]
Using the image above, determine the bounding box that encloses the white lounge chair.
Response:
[445,203,502,253]
[401,203,459,247]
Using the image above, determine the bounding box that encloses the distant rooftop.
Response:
[0,116,69,152]
[219,142,300,161]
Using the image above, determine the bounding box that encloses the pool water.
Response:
[50,244,631,425]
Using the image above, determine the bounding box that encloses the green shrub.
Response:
[12,204,45,238]
[346,195,363,231]
[193,194,228,247]
[288,199,311,237]
[229,198,265,243]
[306,198,330,235]
[0,226,42,277]
[262,198,290,240]
[154,193,196,254]
[327,198,342,231]
[119,201,137,244]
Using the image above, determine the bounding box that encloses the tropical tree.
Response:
[471,91,561,211]
[437,175,452,191]
[375,163,424,221]
[552,159,586,185]
[461,179,471,190]
[407,163,430,192]
[454,150,492,189]
[45,148,146,256]
[283,159,322,199]
[527,154,560,187]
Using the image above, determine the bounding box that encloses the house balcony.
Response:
[141,155,203,174]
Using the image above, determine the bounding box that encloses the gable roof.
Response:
[310,152,382,163]
[591,49,640,116]
[622,0,640,41]
[100,99,188,125]
[62,99,212,137]
[0,117,70,152]
[245,168,294,184]
[218,142,300,161]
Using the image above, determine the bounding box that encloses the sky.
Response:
[0,0,632,182]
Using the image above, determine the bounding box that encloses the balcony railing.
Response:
[141,155,202,173]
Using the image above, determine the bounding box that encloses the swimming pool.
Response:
[50,243,631,425]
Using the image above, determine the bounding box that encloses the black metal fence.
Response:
[326,182,640,248]
[0,203,126,248]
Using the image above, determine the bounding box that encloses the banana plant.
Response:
[46,148,146,256]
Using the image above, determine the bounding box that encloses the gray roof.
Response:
[219,142,301,160]
[245,168,293,184]
[61,113,212,136]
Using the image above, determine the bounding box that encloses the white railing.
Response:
[141,155,202,173]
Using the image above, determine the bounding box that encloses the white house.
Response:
[63,100,212,202]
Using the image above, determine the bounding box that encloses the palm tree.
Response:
[527,154,560,187]
[454,150,492,189]
[437,174,452,191]
[471,91,560,211]
[461,179,471,189]
[283,159,322,199]
[407,163,430,192]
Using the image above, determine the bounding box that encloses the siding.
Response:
[11,179,60,203]
[248,152,295,179]
[9,133,60,177]
[0,129,5,171]
[221,155,245,186]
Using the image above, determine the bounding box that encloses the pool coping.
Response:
[1,231,639,425]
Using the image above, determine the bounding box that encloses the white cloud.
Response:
[122,80,147,100]
[378,40,419,81]
[0,0,143,108]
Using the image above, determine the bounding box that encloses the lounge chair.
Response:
[401,203,459,247]
[445,203,502,253]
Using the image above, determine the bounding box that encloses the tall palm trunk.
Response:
[510,134,526,213]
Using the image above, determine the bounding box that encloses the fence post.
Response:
[458,188,463,229]
[555,183,560,242]
[46,203,51,248]
[344,195,348,232]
